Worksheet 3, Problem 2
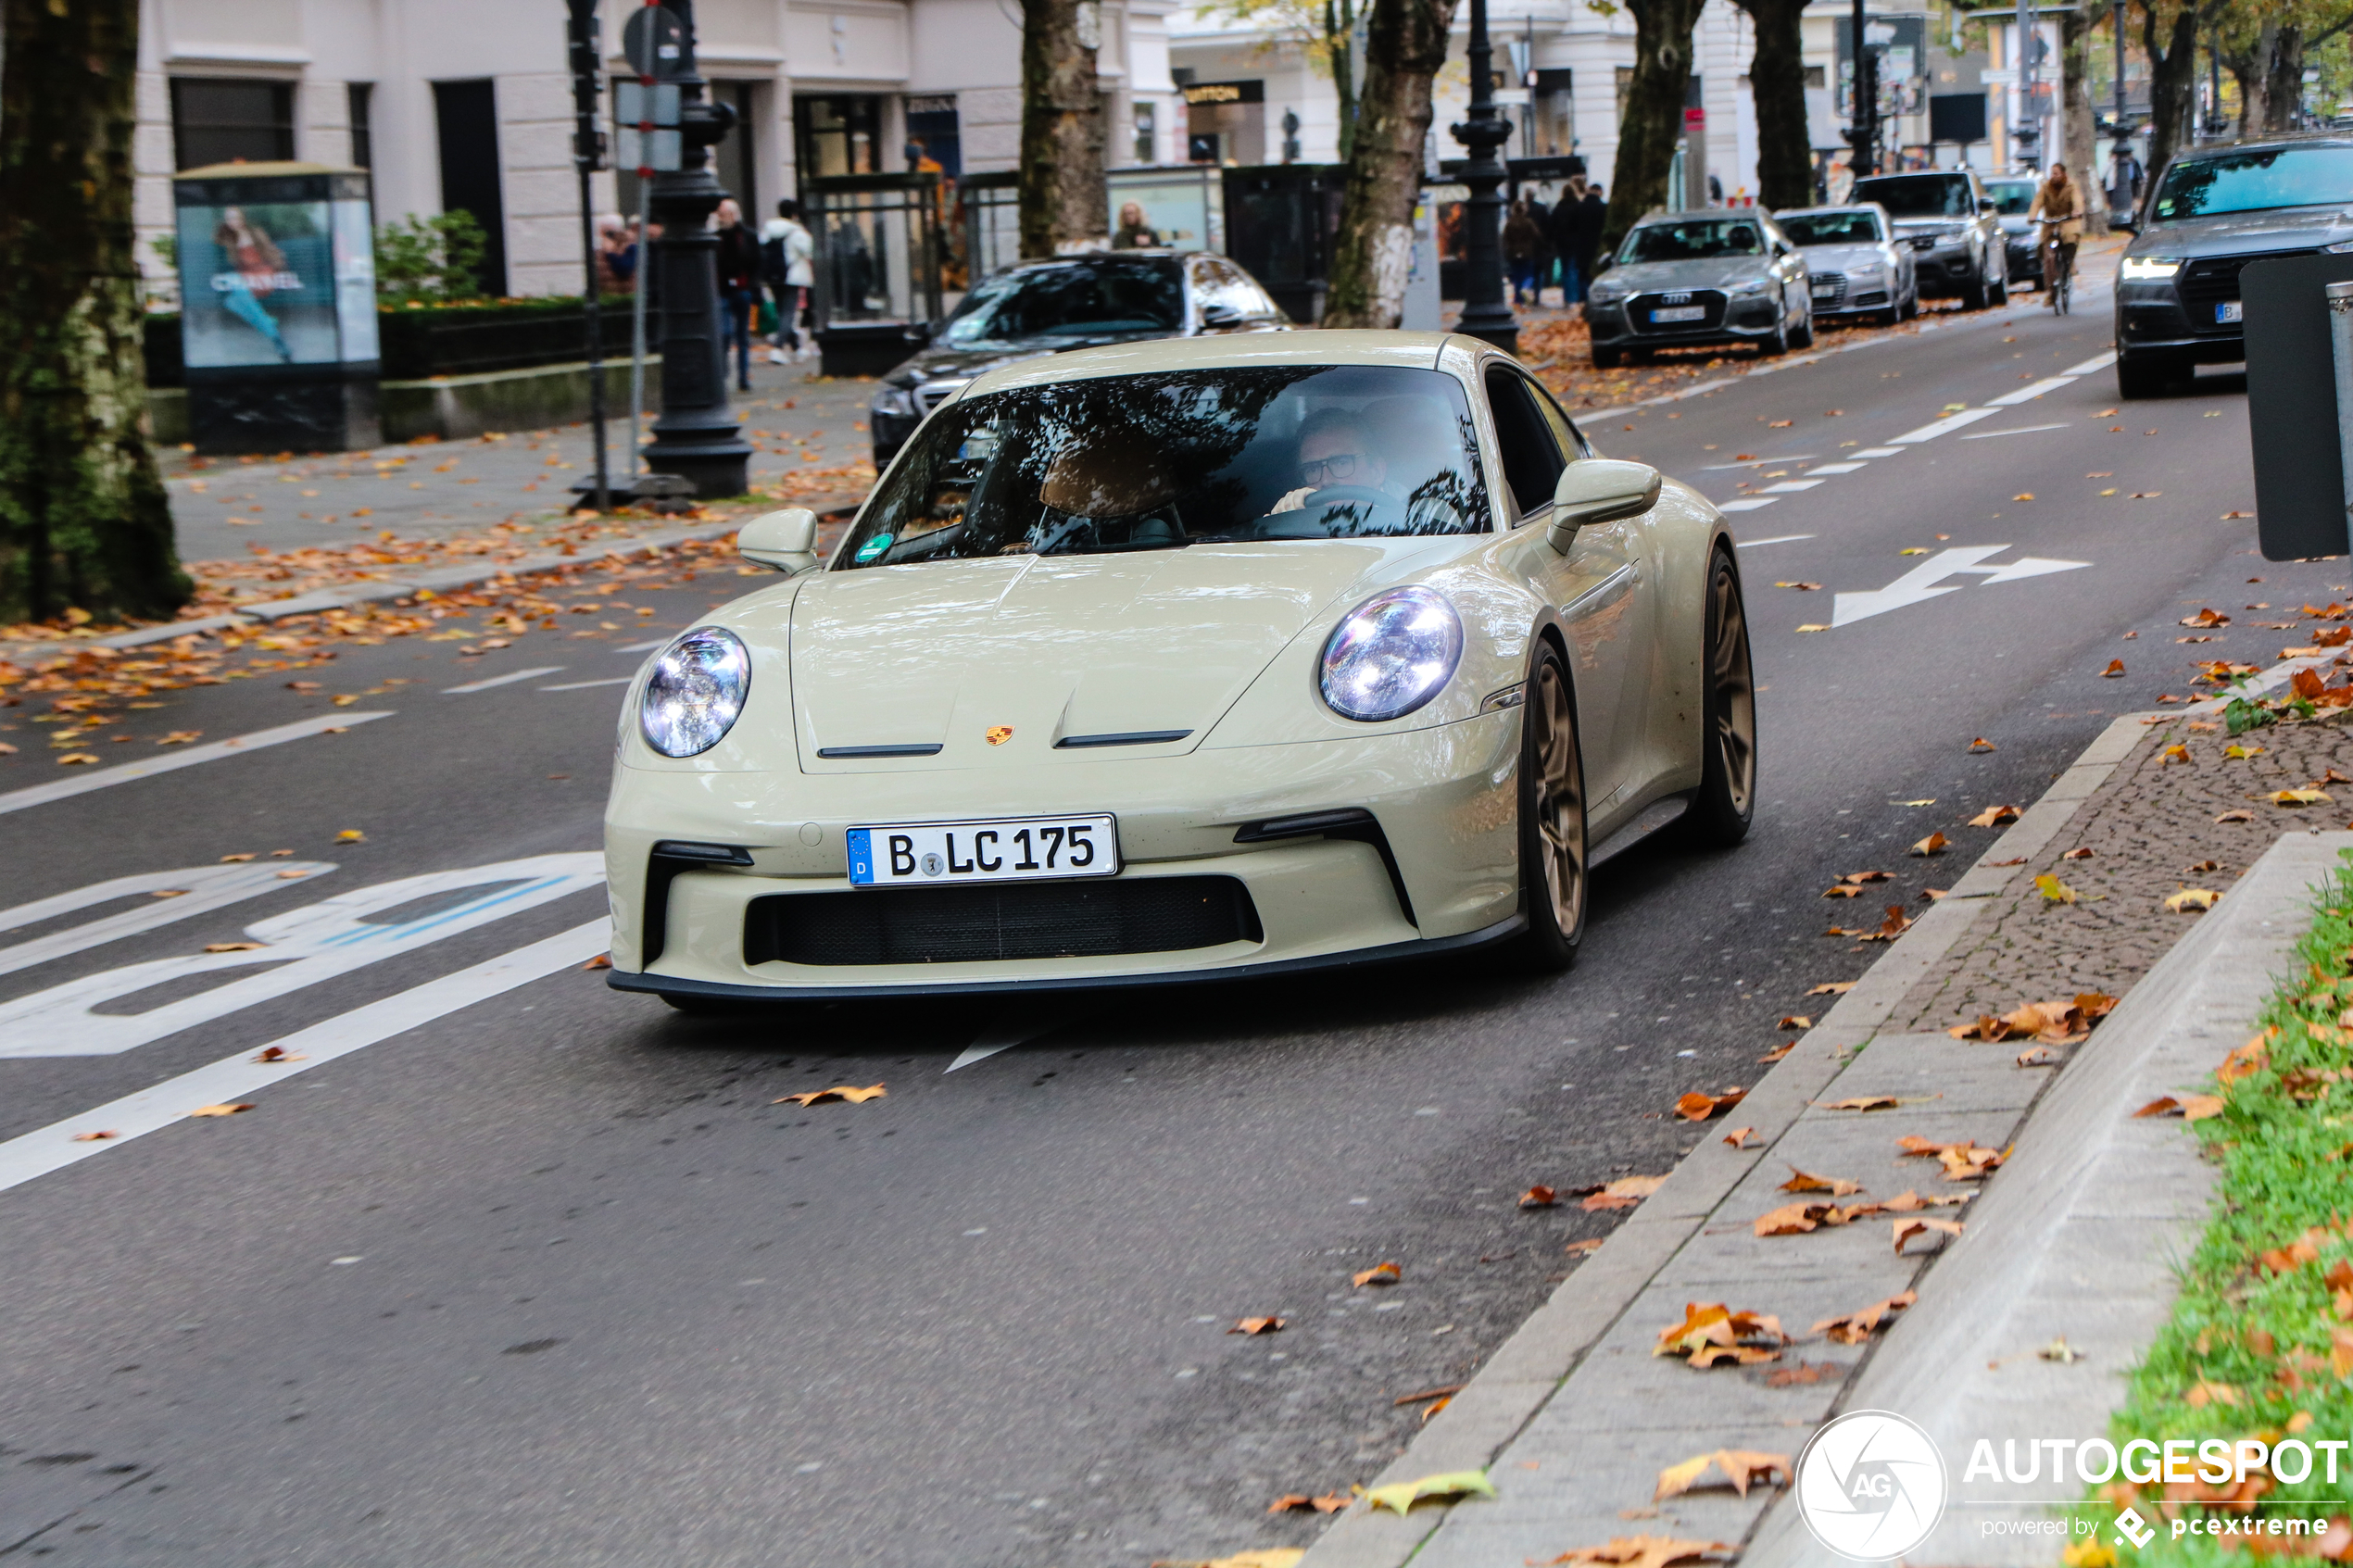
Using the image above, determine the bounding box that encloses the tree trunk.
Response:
[0,0,187,625]
[2141,0,2200,183]
[1604,0,1708,254]
[2223,23,2267,134]
[2062,6,2109,236]
[1733,0,1812,211]
[1018,0,1107,258]
[2262,21,2305,131]
[1326,0,1361,160]
[1323,0,1457,328]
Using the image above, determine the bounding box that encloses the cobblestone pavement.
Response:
[1893,702,2353,1034]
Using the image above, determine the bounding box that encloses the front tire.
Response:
[1684,547,1757,847]
[1791,306,1815,349]
[1962,267,1990,310]
[1592,344,1623,369]
[1508,643,1588,972]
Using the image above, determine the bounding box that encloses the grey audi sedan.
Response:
[1584,210,1813,367]
[2115,134,2353,397]
[1776,204,1918,324]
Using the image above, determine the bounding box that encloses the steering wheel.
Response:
[1303,484,1392,509]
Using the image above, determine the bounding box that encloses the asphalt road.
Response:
[3,284,2344,1568]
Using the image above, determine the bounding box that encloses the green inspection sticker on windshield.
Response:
[854,533,895,562]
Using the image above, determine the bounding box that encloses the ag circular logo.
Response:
[1794,1410,1948,1561]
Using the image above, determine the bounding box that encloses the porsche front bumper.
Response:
[603,710,1527,998]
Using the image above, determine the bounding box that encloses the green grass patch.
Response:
[2064,848,2353,1563]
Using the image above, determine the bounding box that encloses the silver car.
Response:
[1584,210,1814,368]
[1776,204,1918,325]
[1848,170,2007,309]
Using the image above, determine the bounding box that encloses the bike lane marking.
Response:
[0,918,610,1196]
[444,666,565,694]
[0,712,393,818]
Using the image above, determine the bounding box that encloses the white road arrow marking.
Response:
[1829,546,2088,628]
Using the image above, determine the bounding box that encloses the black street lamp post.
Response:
[640,0,751,498]
[1847,0,1879,178]
[1451,0,1518,354]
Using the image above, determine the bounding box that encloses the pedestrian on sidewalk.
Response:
[2107,142,2145,226]
[1112,201,1161,249]
[714,197,761,393]
[1504,198,1543,307]
[761,198,816,363]
[1570,182,1607,309]
[593,214,633,296]
[1550,174,1590,302]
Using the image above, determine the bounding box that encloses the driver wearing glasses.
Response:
[1269,408,1395,514]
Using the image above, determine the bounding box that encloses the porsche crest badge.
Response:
[985,725,1014,746]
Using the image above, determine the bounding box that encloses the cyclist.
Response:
[2028,161,2085,310]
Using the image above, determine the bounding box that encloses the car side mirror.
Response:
[738,507,821,574]
[1547,459,1661,552]
[1199,303,1244,329]
[1979,198,1996,215]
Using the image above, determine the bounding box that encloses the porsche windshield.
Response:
[836,365,1491,567]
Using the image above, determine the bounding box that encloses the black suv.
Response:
[2114,135,2353,397]
[868,253,1290,466]
[1848,169,2007,309]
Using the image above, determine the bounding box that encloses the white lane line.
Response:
[444,666,565,695]
[1986,375,2079,407]
[0,919,610,1197]
[1733,533,1816,546]
[1718,498,1780,512]
[540,677,634,692]
[1853,447,1905,458]
[946,1005,1097,1073]
[1702,455,1818,470]
[616,638,669,654]
[0,712,392,819]
[1960,422,2072,439]
[1891,408,2000,443]
[0,861,336,981]
[1804,461,1868,475]
[2062,350,2119,375]
[1760,480,1825,493]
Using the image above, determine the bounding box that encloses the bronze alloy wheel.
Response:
[1688,548,1757,844]
[1514,645,1588,970]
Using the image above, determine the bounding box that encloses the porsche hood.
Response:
[785,544,1397,770]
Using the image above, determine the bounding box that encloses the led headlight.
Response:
[1587,280,1628,302]
[871,383,917,417]
[1729,278,1772,296]
[1319,586,1464,722]
[638,627,750,758]
[1849,260,1886,279]
[2120,256,2183,281]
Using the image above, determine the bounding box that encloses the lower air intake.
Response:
[745,876,1263,966]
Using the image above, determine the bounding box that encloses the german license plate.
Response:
[2217,301,2244,323]
[1811,283,1838,296]
[847,814,1118,887]
[1651,305,1707,323]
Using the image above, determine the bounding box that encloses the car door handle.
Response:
[1564,561,1638,621]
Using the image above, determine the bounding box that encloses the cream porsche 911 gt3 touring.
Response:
[603,332,1755,1007]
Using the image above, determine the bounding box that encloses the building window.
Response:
[1530,69,1572,157]
[170,78,296,170]
[1133,100,1156,164]
[347,82,374,169]
[712,82,760,213]
[905,95,962,179]
[432,79,508,297]
[795,94,882,187]
[1183,80,1265,166]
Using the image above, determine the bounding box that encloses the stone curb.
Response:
[1291,659,2327,1568]
[1743,828,2350,1567]
[1,496,866,664]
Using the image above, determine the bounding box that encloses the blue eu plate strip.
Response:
[847,828,874,886]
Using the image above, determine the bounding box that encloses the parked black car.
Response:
[1982,175,2045,288]
[868,253,1290,466]
[2114,134,2353,397]
[1848,169,2007,308]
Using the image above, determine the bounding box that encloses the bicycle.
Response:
[2040,223,2077,316]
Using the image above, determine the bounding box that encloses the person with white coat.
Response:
[761,197,817,362]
